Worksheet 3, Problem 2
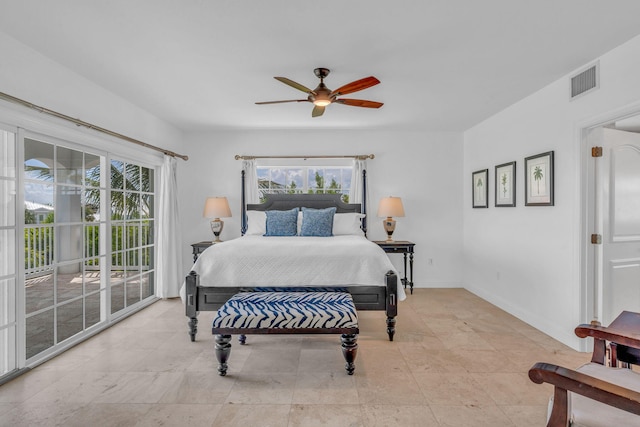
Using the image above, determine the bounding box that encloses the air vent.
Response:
[570,63,599,99]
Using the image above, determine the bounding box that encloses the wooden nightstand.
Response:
[373,240,416,294]
[191,241,214,262]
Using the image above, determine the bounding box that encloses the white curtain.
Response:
[349,159,366,204]
[243,159,260,204]
[156,155,183,298]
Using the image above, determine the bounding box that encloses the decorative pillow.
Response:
[333,213,366,236]
[264,208,299,236]
[300,207,337,237]
[245,210,266,235]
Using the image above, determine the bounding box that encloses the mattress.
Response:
[182,235,406,301]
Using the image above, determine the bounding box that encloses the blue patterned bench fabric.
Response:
[212,291,358,330]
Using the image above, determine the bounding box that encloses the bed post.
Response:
[362,169,367,236]
[185,270,199,342]
[385,270,398,341]
[241,170,247,235]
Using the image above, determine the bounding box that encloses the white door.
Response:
[592,127,640,326]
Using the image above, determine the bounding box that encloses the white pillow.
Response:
[248,210,363,236]
[333,213,365,236]
[245,210,266,235]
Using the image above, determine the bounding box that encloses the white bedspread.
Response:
[183,235,406,301]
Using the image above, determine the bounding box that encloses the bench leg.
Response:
[188,317,198,342]
[341,333,358,375]
[214,334,232,376]
[386,316,396,341]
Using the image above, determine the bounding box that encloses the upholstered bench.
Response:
[211,291,359,376]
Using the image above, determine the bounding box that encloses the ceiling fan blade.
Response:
[335,99,384,108]
[255,99,308,105]
[330,76,380,96]
[311,105,325,117]
[274,77,314,94]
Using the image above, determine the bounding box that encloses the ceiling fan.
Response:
[255,68,383,117]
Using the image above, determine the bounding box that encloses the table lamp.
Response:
[377,196,405,242]
[203,197,232,242]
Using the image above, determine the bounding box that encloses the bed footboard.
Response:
[184,269,399,342]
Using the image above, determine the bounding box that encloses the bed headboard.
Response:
[241,170,368,235]
[248,193,361,213]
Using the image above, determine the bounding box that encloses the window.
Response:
[257,163,353,203]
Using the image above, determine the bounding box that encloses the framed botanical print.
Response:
[495,161,516,207]
[525,151,554,206]
[472,169,489,208]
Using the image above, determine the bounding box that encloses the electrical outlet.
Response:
[428,258,433,266]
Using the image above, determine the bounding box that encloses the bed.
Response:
[183,172,403,342]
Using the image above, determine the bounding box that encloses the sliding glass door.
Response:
[23,137,108,359]
[108,160,155,314]
[0,121,159,381]
[0,127,17,377]
[22,136,156,362]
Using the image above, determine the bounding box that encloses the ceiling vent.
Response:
[570,62,599,100]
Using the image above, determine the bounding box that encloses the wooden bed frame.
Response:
[184,170,399,341]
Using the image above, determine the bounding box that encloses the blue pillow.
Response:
[264,208,299,236]
[300,207,337,237]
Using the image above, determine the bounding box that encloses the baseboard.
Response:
[412,281,462,289]
[0,367,31,386]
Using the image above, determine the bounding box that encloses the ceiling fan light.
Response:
[313,99,331,107]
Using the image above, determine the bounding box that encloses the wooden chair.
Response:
[529,311,640,427]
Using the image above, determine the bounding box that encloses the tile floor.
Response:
[0,289,591,426]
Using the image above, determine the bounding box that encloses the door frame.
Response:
[578,101,640,351]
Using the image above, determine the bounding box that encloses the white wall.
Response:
[0,32,183,154]
[10,21,640,350]
[463,34,640,349]
[178,129,464,289]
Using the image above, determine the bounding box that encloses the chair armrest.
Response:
[576,322,640,365]
[575,323,640,349]
[529,362,640,427]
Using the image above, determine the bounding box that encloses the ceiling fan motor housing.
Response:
[310,81,333,105]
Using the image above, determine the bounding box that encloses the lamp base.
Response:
[383,217,396,242]
[211,218,224,243]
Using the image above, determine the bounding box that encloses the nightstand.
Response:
[191,241,214,262]
[373,240,416,294]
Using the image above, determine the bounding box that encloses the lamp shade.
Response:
[377,197,405,218]
[203,197,232,219]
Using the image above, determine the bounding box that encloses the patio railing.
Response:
[24,224,149,277]
[24,225,54,276]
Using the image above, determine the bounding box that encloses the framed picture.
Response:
[495,161,516,207]
[472,169,489,208]
[525,151,554,206]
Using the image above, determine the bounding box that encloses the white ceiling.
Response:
[2,1,640,132]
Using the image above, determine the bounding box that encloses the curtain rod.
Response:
[235,154,374,160]
[0,91,188,161]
